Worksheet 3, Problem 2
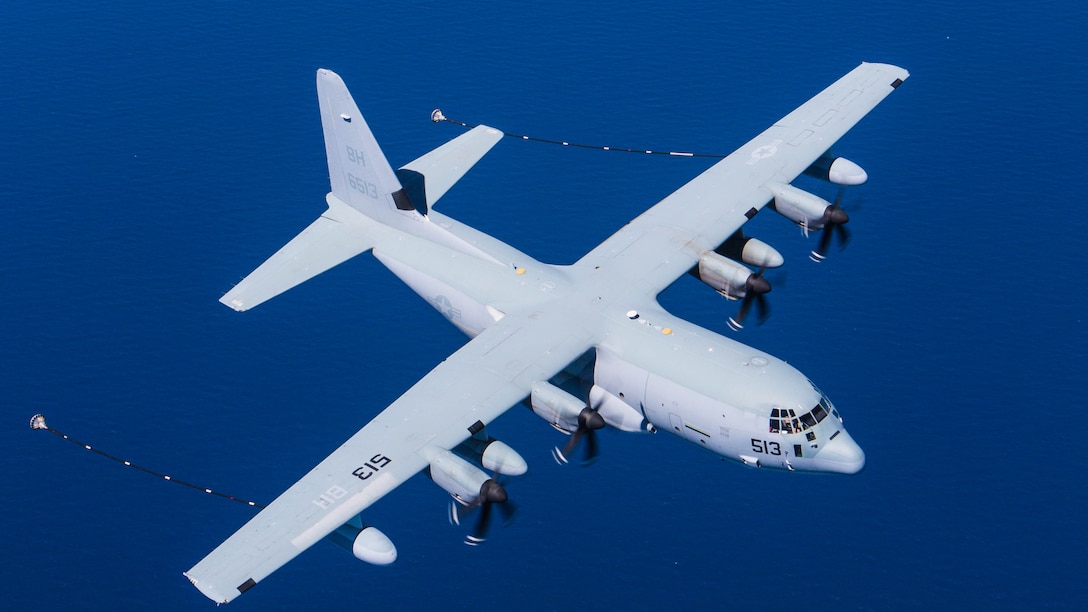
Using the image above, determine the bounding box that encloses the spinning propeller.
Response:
[727,270,772,331]
[449,478,518,546]
[551,407,606,466]
[810,189,852,262]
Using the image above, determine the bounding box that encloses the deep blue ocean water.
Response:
[3,1,1085,609]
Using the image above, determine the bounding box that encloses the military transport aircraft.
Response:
[185,63,908,603]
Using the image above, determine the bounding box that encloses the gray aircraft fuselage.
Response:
[371,203,865,474]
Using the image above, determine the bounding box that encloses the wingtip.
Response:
[316,68,344,86]
[219,294,248,312]
[184,571,234,605]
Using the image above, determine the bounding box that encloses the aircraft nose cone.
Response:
[817,430,865,474]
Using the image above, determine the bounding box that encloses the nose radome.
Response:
[818,430,866,474]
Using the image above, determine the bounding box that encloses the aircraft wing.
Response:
[579,62,909,293]
[184,313,595,604]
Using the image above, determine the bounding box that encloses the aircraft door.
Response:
[668,413,684,436]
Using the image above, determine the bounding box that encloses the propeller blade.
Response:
[834,222,851,248]
[499,499,518,527]
[557,428,584,464]
[467,500,494,545]
[754,293,771,325]
[814,224,835,259]
[731,293,754,330]
[583,429,599,465]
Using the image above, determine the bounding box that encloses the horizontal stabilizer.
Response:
[220,196,378,311]
[398,125,503,209]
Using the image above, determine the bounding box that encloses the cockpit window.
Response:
[769,398,833,434]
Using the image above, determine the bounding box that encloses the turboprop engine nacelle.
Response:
[768,183,835,230]
[803,154,868,185]
[530,380,591,434]
[427,448,497,504]
[697,251,759,299]
[328,516,397,566]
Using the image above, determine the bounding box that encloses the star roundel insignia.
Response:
[750,144,777,160]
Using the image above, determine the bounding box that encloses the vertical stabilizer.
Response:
[317,69,411,219]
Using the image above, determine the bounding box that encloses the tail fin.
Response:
[317,69,422,219]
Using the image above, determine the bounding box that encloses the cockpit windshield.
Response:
[769,396,839,434]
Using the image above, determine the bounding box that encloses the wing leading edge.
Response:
[579,62,909,296]
[184,314,595,604]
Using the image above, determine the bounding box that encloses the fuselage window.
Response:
[813,404,828,422]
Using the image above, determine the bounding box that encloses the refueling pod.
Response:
[328,516,397,566]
